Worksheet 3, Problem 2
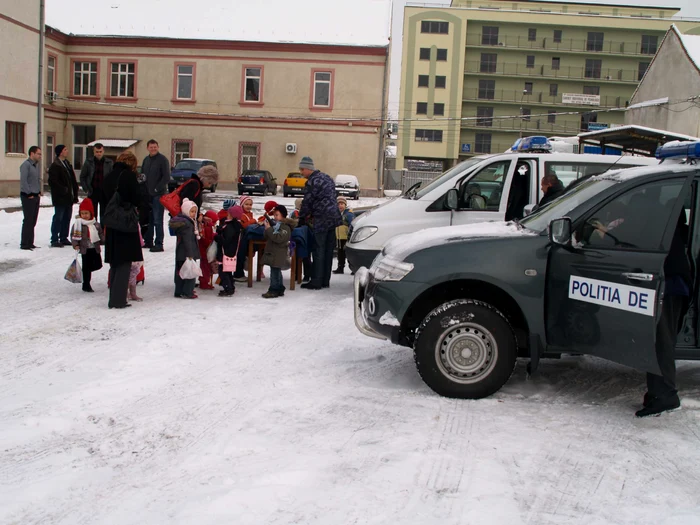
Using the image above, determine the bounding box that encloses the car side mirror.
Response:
[446,188,459,211]
[549,218,572,246]
[523,204,536,217]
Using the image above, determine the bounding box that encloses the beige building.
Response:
[0,3,43,197]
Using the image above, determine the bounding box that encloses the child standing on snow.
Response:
[71,199,104,293]
[215,205,243,297]
[169,198,200,299]
[261,205,297,298]
[127,228,145,302]
[334,196,355,275]
[198,210,219,290]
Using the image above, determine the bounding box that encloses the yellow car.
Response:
[283,172,307,197]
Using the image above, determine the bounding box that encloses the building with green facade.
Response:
[397,0,700,170]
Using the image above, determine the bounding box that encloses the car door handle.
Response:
[622,272,654,282]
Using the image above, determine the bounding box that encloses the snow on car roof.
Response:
[177,158,214,163]
[594,163,697,182]
[384,221,538,261]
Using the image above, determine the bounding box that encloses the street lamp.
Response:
[519,89,528,138]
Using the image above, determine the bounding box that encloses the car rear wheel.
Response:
[263,187,269,196]
[413,300,517,399]
[273,186,278,196]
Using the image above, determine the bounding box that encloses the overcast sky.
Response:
[49,0,700,118]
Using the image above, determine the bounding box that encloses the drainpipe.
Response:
[37,0,45,174]
[376,0,393,195]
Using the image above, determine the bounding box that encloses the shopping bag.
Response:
[64,253,83,284]
[222,255,237,272]
[206,241,218,263]
[179,258,203,279]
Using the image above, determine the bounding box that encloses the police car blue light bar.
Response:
[512,136,552,153]
[655,140,700,160]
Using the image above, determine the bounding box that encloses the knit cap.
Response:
[181,198,198,218]
[264,200,278,214]
[79,198,95,218]
[299,156,315,171]
[273,205,288,218]
[337,196,348,206]
[228,205,244,221]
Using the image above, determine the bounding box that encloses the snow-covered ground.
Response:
[2,193,700,525]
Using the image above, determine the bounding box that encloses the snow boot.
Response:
[635,394,681,418]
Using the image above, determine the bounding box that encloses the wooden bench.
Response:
[247,240,302,290]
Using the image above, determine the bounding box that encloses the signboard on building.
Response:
[562,93,601,106]
[461,143,471,153]
[405,159,444,172]
[588,123,609,131]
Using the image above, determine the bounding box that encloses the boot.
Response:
[333,268,344,274]
[635,394,681,417]
[128,284,143,302]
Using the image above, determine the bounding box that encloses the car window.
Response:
[175,160,202,170]
[544,161,633,188]
[460,160,511,211]
[575,179,684,251]
[414,157,487,199]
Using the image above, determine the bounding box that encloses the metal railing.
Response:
[461,88,625,108]
[383,169,443,192]
[467,33,658,56]
[461,116,584,134]
[465,61,640,83]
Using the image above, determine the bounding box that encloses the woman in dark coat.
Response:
[178,165,219,210]
[103,151,144,309]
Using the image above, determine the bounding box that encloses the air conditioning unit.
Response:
[46,91,58,103]
[285,143,297,154]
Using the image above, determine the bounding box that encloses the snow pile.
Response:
[598,163,696,182]
[676,25,700,73]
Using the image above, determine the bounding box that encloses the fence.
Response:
[383,169,443,193]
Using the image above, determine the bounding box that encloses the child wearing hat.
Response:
[261,205,298,298]
[215,205,244,297]
[334,196,355,275]
[71,199,105,292]
[198,210,219,290]
[169,198,200,299]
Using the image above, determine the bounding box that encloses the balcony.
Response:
[462,88,626,108]
[465,61,640,83]
[466,33,658,56]
[461,116,584,135]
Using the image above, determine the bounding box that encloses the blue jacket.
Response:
[299,170,342,233]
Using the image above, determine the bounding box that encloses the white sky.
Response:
[48,0,700,118]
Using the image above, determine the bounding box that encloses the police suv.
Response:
[346,137,658,273]
[353,141,700,399]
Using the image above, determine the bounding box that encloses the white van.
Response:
[346,151,658,272]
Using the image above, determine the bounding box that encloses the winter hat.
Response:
[55,144,66,158]
[197,165,219,187]
[294,198,303,211]
[239,195,253,209]
[228,205,244,221]
[264,200,278,214]
[181,198,198,218]
[299,156,315,171]
[337,196,348,206]
[217,209,229,221]
[273,204,288,218]
[79,198,95,218]
[204,210,219,222]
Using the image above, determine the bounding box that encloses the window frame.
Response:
[553,29,563,43]
[474,132,492,154]
[70,58,99,98]
[528,28,537,42]
[171,139,194,166]
[107,60,137,100]
[418,75,429,88]
[241,65,265,106]
[414,129,443,143]
[478,79,496,100]
[583,85,601,96]
[480,52,498,73]
[238,142,261,174]
[310,69,334,110]
[482,26,499,46]
[586,32,604,52]
[434,103,445,116]
[416,102,428,115]
[435,76,447,89]
[641,35,658,55]
[476,106,494,127]
[72,125,96,170]
[547,109,557,124]
[524,82,533,94]
[585,59,603,79]
[173,62,196,103]
[47,54,57,94]
[436,48,448,61]
[5,121,25,154]
[419,48,431,60]
[46,132,55,166]
[552,57,561,70]
[638,61,650,81]
[521,108,532,121]
[550,83,559,97]
[421,21,449,34]
[526,55,536,69]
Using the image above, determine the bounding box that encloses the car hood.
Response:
[383,221,539,261]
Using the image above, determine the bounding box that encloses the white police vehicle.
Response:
[346,137,658,272]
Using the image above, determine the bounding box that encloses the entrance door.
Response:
[545,176,691,374]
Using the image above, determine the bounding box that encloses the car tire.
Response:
[263,187,269,196]
[413,299,517,399]
[283,191,289,197]
[273,187,278,196]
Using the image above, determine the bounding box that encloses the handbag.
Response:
[64,253,83,284]
[222,254,237,272]
[103,172,139,233]
[160,179,200,217]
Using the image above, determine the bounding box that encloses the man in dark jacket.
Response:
[141,139,171,252]
[80,143,113,223]
[298,156,342,290]
[48,145,79,247]
[19,146,42,250]
[538,170,565,208]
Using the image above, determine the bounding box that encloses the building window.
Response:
[476,107,494,127]
[418,75,429,87]
[638,61,650,81]
[435,76,446,89]
[172,139,193,165]
[239,142,260,173]
[311,70,333,108]
[5,121,25,154]
[419,48,430,60]
[553,29,563,43]
[482,26,499,45]
[436,49,448,61]
[47,55,56,93]
[585,59,602,79]
[72,125,95,170]
[475,133,492,154]
[550,84,558,96]
[587,32,604,52]
[243,66,263,103]
[46,133,55,165]
[109,62,136,98]
[526,55,535,69]
[415,129,443,142]
[175,63,195,100]
[552,57,561,70]
[528,28,537,41]
[641,35,658,55]
[72,61,98,96]
[583,85,600,95]
[421,21,448,34]
[434,103,445,116]
[524,82,533,94]
[521,108,531,121]
[480,53,497,73]
[478,79,495,99]
[416,102,428,114]
[547,110,557,124]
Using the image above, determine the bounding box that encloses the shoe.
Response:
[149,246,164,253]
[262,291,280,299]
[322,284,329,288]
[643,392,654,408]
[50,242,64,248]
[143,243,154,249]
[333,269,344,274]
[30,245,40,249]
[82,286,94,293]
[108,304,132,309]
[635,394,681,417]
[200,284,215,290]
[301,282,321,290]
[181,294,198,299]
[174,293,182,298]
[61,240,72,246]
[218,290,235,297]
[20,246,34,251]
[302,276,311,283]
[234,274,248,283]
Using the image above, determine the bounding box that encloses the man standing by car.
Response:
[19,146,42,250]
[48,145,79,248]
[298,156,341,290]
[142,139,170,252]
[80,142,113,223]
[538,170,565,208]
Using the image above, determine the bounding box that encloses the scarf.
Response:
[77,218,100,245]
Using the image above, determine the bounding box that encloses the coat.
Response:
[263,217,297,268]
[538,180,565,208]
[336,209,355,241]
[48,158,79,207]
[215,220,243,260]
[80,157,114,195]
[71,221,105,255]
[178,175,204,210]
[103,162,144,266]
[169,214,200,262]
[299,170,342,233]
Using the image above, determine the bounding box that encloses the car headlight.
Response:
[370,255,414,282]
[351,226,378,244]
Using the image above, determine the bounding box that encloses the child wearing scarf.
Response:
[71,199,105,293]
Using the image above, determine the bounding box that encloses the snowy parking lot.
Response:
[2,192,700,524]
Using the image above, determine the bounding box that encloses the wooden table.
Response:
[247,240,302,290]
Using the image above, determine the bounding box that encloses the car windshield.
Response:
[287,173,302,178]
[174,160,204,171]
[519,177,618,233]
[413,157,489,199]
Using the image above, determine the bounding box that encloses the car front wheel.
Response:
[413,300,517,399]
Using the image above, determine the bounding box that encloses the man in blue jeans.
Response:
[141,139,171,252]
[298,157,342,290]
[47,145,79,248]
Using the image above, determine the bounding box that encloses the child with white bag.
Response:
[168,198,201,299]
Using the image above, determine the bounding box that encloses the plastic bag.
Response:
[64,253,83,284]
[179,258,203,280]
[206,241,218,263]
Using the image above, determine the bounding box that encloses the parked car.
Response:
[238,170,278,196]
[335,174,360,200]
[283,172,307,197]
[168,158,218,193]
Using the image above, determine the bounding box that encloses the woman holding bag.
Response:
[103,152,144,309]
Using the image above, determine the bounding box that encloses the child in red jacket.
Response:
[198,210,218,289]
